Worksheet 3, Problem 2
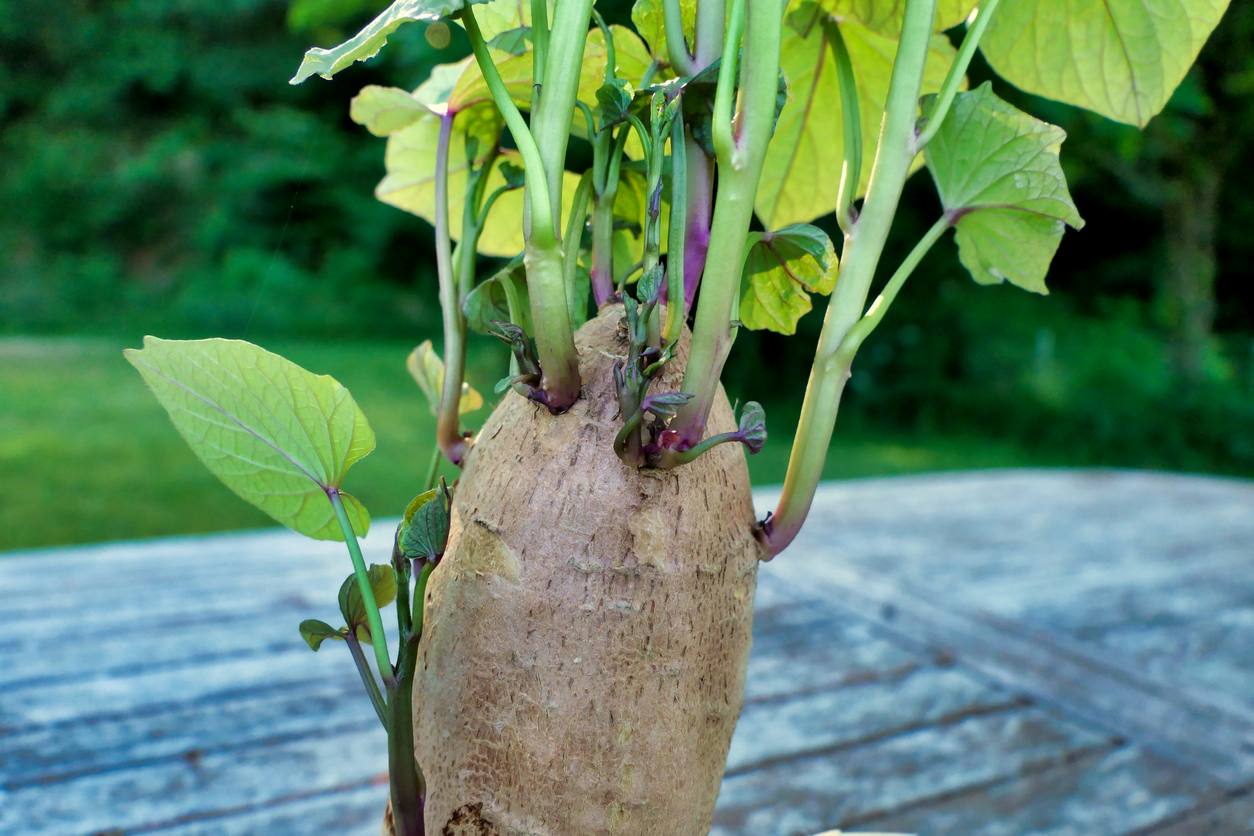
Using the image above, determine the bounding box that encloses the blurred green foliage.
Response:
[0,0,471,337]
[0,0,1253,552]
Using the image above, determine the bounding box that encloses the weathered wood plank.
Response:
[760,558,1254,785]
[1,673,373,790]
[0,647,365,733]
[744,599,925,703]
[758,472,1254,786]
[0,726,388,836]
[151,782,387,836]
[857,745,1214,836]
[757,471,1254,742]
[729,666,1019,774]
[712,708,1113,836]
[1141,791,1254,835]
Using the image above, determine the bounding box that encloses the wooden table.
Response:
[2,470,1251,836]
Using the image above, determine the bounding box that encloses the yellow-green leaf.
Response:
[406,340,485,416]
[800,0,979,37]
[124,338,374,541]
[290,0,491,84]
[631,0,696,59]
[980,0,1230,127]
[299,619,346,651]
[375,113,571,256]
[756,13,960,230]
[338,565,397,643]
[925,82,1084,294]
[350,85,432,136]
[448,0,553,42]
[738,224,839,334]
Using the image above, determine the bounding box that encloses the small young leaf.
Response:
[981,0,1229,127]
[641,392,695,419]
[399,485,451,560]
[487,26,532,56]
[338,565,398,643]
[124,338,374,541]
[407,341,485,416]
[597,78,635,128]
[499,161,525,190]
[637,264,665,303]
[300,619,347,651]
[738,224,839,335]
[489,321,542,377]
[290,0,491,84]
[736,401,768,454]
[925,83,1085,294]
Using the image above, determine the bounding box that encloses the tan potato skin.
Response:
[408,305,760,836]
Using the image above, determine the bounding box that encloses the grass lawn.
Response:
[0,336,1050,553]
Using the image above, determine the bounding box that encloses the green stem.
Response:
[835,215,951,365]
[564,171,594,327]
[694,0,725,66]
[710,0,746,164]
[663,0,698,75]
[385,555,434,836]
[664,113,687,344]
[760,0,939,557]
[386,632,423,836]
[411,560,436,637]
[465,5,580,410]
[823,18,862,234]
[344,630,387,727]
[915,0,1001,150]
[423,443,440,492]
[670,0,780,449]
[463,7,555,245]
[531,0,549,90]
[531,0,596,237]
[524,236,581,410]
[433,112,469,466]
[329,488,393,683]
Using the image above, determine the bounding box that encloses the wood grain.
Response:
[1,470,1247,835]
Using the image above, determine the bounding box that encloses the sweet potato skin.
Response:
[411,305,759,835]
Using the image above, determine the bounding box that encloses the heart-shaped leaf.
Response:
[738,224,839,334]
[597,78,636,128]
[290,0,491,84]
[980,0,1230,127]
[736,401,768,454]
[398,486,451,560]
[300,619,347,651]
[756,8,960,229]
[124,338,374,541]
[925,82,1085,294]
[338,564,397,644]
[407,340,485,416]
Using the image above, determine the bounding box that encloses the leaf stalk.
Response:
[669,0,781,450]
[328,488,393,683]
[915,0,1002,150]
[760,0,942,557]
